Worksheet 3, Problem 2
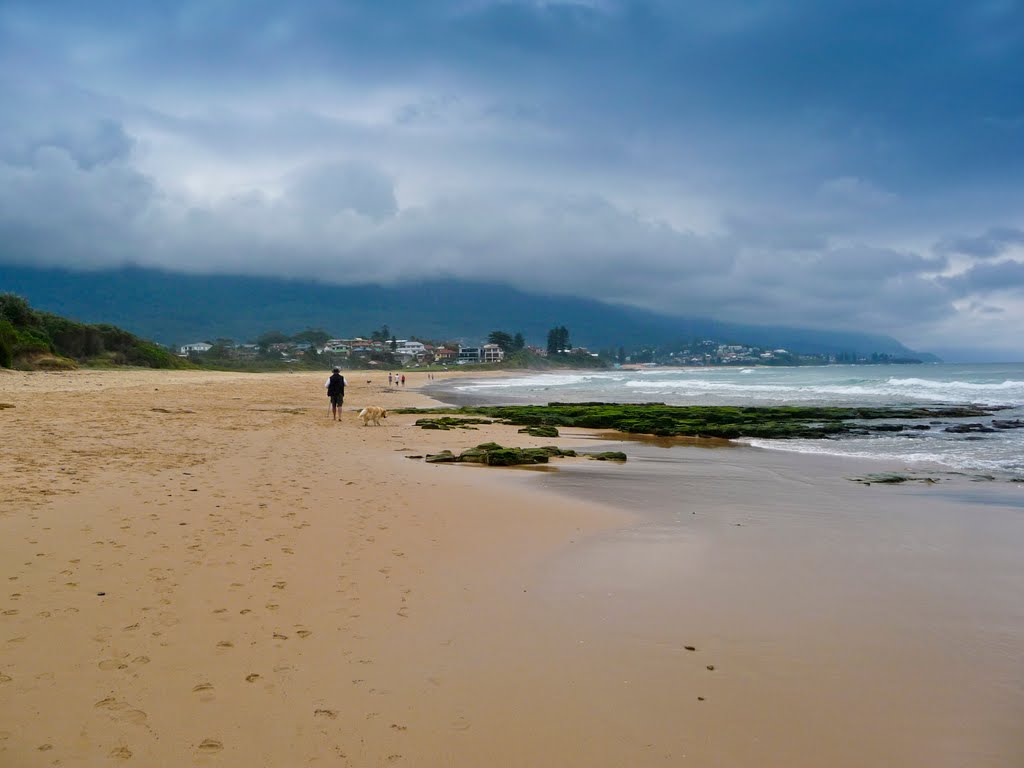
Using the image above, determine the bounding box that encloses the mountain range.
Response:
[0,265,936,360]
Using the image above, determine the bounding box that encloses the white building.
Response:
[481,343,505,363]
[394,340,427,359]
[179,342,213,354]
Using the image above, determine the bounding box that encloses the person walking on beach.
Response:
[325,367,347,421]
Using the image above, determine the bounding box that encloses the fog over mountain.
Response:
[1,265,933,361]
[1,2,1022,360]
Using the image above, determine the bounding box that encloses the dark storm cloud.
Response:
[1,0,1023,355]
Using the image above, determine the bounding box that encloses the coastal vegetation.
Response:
[0,294,188,370]
[397,403,995,440]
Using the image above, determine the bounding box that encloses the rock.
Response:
[485,448,549,466]
[584,451,627,461]
[425,450,457,463]
[992,419,1024,429]
[853,473,910,484]
[457,447,489,463]
[518,425,560,438]
[944,423,996,434]
[684,646,696,651]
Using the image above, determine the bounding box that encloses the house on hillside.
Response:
[322,339,351,354]
[394,340,427,361]
[179,342,212,354]
[458,347,481,364]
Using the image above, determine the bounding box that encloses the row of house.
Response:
[179,338,506,365]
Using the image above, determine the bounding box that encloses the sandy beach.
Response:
[2,369,1023,767]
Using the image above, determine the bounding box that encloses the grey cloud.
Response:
[285,163,398,220]
[940,259,1024,295]
[2,1,1024,357]
[0,127,154,267]
[935,226,1024,259]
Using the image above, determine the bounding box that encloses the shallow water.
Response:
[520,441,1024,767]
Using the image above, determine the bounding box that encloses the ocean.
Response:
[428,362,1024,477]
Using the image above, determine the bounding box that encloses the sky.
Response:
[1,0,1023,360]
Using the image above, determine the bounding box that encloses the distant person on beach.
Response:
[325,367,347,421]
[388,372,393,386]
[401,374,406,386]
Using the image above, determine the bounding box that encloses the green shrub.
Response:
[0,319,15,368]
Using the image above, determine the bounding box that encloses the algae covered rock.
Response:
[423,441,618,467]
[417,421,449,430]
[399,403,998,441]
[485,448,549,466]
[415,417,492,430]
[518,425,560,438]
[584,451,627,461]
[457,447,489,463]
[540,445,576,457]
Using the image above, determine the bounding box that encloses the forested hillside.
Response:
[0,293,187,370]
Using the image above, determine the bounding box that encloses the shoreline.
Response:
[2,369,1023,766]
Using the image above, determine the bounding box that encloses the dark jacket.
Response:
[327,373,346,397]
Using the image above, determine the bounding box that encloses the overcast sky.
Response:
[1,0,1023,359]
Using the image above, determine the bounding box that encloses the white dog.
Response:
[359,406,388,426]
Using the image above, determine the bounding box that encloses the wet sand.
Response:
[1,368,1023,766]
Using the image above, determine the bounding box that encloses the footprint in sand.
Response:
[109,745,132,759]
[245,673,260,683]
[296,629,311,638]
[197,738,223,753]
[272,581,287,590]
[314,709,337,719]
[216,641,234,649]
[95,697,125,711]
